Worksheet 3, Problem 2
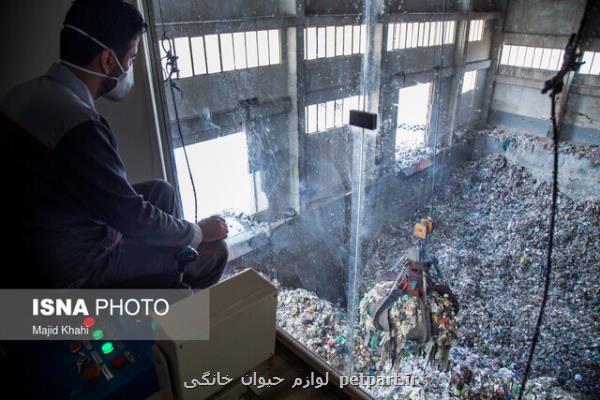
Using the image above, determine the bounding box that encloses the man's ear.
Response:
[98,48,117,75]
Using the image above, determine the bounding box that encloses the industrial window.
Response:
[305,95,365,134]
[174,131,268,221]
[386,20,455,51]
[304,25,367,60]
[499,44,564,71]
[468,19,484,42]
[462,70,477,93]
[159,30,281,79]
[579,51,600,75]
[396,82,432,152]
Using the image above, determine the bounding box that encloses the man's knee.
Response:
[134,179,179,216]
[197,239,229,265]
[185,240,228,288]
[148,179,175,197]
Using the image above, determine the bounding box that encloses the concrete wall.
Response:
[503,0,584,35]
[0,0,165,183]
[488,0,600,145]
[158,0,295,22]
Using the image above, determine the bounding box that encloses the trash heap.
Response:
[234,137,599,398]
[481,128,600,166]
[394,144,438,175]
[277,287,347,371]
[356,280,458,371]
[355,153,599,397]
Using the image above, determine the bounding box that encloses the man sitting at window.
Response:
[0,0,228,288]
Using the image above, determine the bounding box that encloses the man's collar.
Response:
[45,62,96,110]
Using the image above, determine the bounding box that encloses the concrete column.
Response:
[446,0,471,146]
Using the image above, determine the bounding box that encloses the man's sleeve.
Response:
[53,120,200,248]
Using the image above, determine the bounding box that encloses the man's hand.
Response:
[197,216,229,242]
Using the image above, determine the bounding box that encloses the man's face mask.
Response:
[60,24,134,101]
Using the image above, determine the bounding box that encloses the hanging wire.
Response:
[157,0,199,222]
[518,7,588,393]
[427,0,448,224]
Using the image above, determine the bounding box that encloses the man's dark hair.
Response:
[60,0,147,67]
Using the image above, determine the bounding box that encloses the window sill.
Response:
[225,217,289,261]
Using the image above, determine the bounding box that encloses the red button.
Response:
[112,356,126,369]
[68,342,81,353]
[83,316,96,329]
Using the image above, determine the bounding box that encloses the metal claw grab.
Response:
[371,218,459,367]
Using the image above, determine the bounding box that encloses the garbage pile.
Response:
[357,153,599,397]
[393,144,438,175]
[356,280,458,372]
[229,140,599,398]
[480,127,600,166]
[277,287,347,371]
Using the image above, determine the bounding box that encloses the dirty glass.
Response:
[147,0,598,398]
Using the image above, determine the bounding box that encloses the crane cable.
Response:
[518,4,589,397]
[157,0,199,222]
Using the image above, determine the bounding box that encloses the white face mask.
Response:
[60,24,134,101]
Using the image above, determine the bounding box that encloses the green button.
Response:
[101,342,114,355]
[92,329,104,340]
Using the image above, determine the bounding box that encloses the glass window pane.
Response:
[517,46,528,67]
[334,99,344,126]
[174,132,260,219]
[353,25,361,54]
[423,22,431,47]
[344,25,353,55]
[387,23,394,51]
[306,27,317,60]
[524,47,534,68]
[190,36,207,75]
[268,30,280,65]
[400,23,407,49]
[405,23,413,48]
[174,37,193,78]
[435,21,443,45]
[360,24,367,54]
[500,44,511,65]
[326,26,336,57]
[579,51,594,74]
[549,49,562,70]
[418,22,426,47]
[540,48,552,69]
[317,27,326,58]
[204,34,222,74]
[392,23,399,50]
[412,23,420,47]
[307,104,317,133]
[336,26,344,56]
[233,32,247,69]
[303,28,307,58]
[325,100,335,129]
[317,102,326,132]
[257,30,270,66]
[532,47,543,69]
[219,33,235,72]
[444,21,454,44]
[590,52,600,75]
[246,31,259,68]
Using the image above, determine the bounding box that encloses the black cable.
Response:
[157,1,199,222]
[517,92,559,400]
[518,3,589,395]
[168,78,198,222]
